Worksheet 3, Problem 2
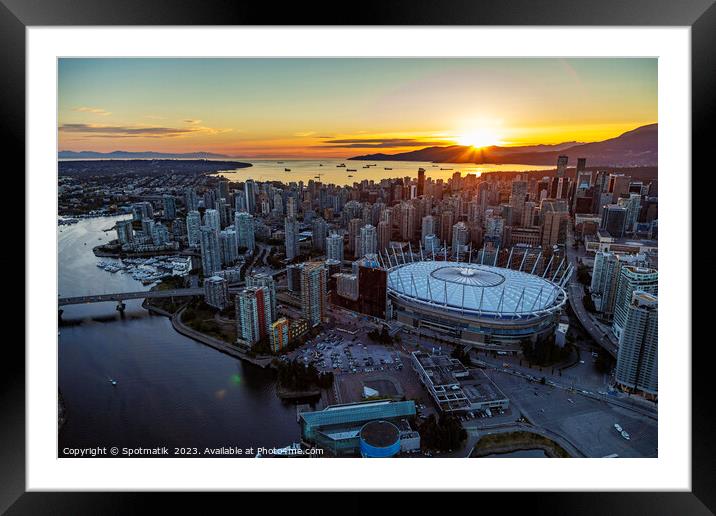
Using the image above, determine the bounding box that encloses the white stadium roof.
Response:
[387,261,567,319]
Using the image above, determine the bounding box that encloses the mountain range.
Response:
[350,124,657,167]
[58,150,232,160]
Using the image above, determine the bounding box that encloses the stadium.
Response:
[387,260,571,349]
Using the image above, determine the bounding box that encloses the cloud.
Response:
[183,119,202,125]
[59,123,231,138]
[72,106,111,116]
[319,138,452,149]
[293,131,316,137]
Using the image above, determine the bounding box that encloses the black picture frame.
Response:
[4,0,711,512]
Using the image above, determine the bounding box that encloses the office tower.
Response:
[312,217,328,252]
[468,222,483,249]
[199,225,222,276]
[358,224,378,258]
[203,275,230,310]
[216,197,231,227]
[377,220,391,253]
[576,157,586,176]
[270,317,290,353]
[400,203,416,241]
[417,168,425,196]
[601,204,627,237]
[246,272,277,322]
[301,262,327,327]
[421,215,436,249]
[452,221,468,258]
[203,209,221,234]
[184,187,199,212]
[220,229,238,264]
[326,232,344,262]
[510,180,528,226]
[235,286,271,345]
[467,200,481,224]
[234,212,255,252]
[440,210,454,245]
[615,291,658,396]
[612,266,658,340]
[217,180,230,204]
[244,179,257,214]
[424,234,440,257]
[540,199,569,248]
[115,219,134,245]
[556,155,568,177]
[348,218,363,255]
[162,195,177,220]
[608,174,631,199]
[186,210,201,247]
[284,217,300,260]
[618,193,641,233]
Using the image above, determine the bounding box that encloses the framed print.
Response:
[4,0,713,512]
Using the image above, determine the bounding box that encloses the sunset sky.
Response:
[58,58,657,158]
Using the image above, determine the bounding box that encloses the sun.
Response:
[456,129,501,148]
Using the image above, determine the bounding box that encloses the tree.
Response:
[418,414,467,451]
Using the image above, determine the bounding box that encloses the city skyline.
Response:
[58,58,657,158]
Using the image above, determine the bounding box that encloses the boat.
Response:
[621,430,630,440]
[418,167,426,173]
[384,167,392,170]
[440,167,453,170]
[284,168,291,172]
[277,161,283,164]
[109,379,118,386]
[614,423,622,432]
[337,163,346,168]
[319,163,323,166]
[346,169,356,172]
[347,175,353,178]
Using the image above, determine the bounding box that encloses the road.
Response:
[58,288,205,306]
[565,223,619,357]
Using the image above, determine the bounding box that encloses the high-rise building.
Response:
[326,232,344,262]
[162,195,177,220]
[440,210,454,245]
[184,187,199,212]
[451,221,469,258]
[244,179,257,214]
[612,266,658,340]
[556,155,568,177]
[421,215,436,249]
[219,229,238,264]
[234,212,255,252]
[284,217,300,260]
[246,272,277,322]
[540,199,569,248]
[116,219,134,245]
[400,203,416,242]
[615,291,658,397]
[358,224,377,258]
[417,168,426,197]
[601,204,627,237]
[286,196,297,219]
[509,180,528,226]
[199,225,222,276]
[348,218,363,256]
[132,201,154,221]
[186,210,201,247]
[203,209,221,234]
[301,262,327,327]
[204,275,230,310]
[377,220,391,253]
[235,286,272,346]
[270,317,290,353]
[590,252,646,316]
[312,217,328,252]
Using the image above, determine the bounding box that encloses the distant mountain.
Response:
[350,124,657,167]
[58,150,233,160]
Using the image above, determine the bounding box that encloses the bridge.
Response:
[58,287,206,313]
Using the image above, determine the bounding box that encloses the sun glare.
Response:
[456,129,501,148]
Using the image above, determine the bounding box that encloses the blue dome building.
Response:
[359,420,401,458]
